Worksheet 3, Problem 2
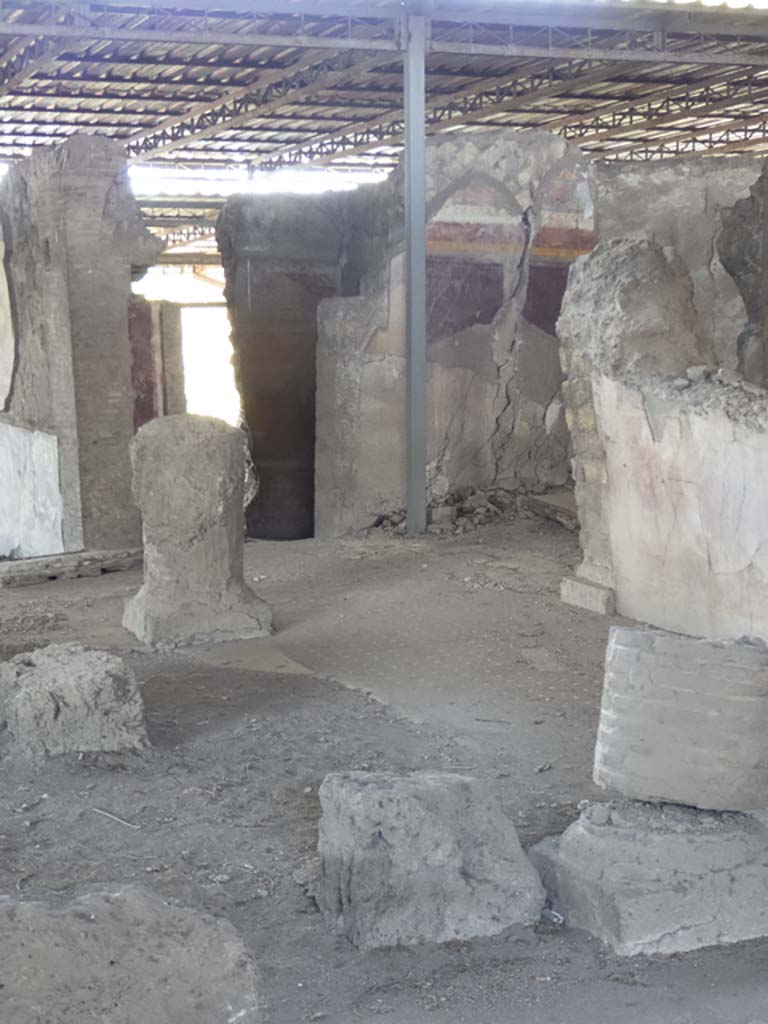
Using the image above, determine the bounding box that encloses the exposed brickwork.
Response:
[0,137,161,551]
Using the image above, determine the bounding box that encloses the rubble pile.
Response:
[370,487,522,536]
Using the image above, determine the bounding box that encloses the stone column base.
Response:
[530,800,768,956]
[123,584,272,647]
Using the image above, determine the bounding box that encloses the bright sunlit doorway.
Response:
[180,305,240,427]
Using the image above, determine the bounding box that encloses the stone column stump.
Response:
[594,626,768,811]
[123,414,272,646]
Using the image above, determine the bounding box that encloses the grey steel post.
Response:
[404,12,427,535]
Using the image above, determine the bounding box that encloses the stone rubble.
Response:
[0,642,148,761]
[369,486,529,536]
[316,771,544,949]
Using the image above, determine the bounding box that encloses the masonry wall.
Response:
[219,136,759,542]
[315,130,594,535]
[218,196,347,539]
[159,302,186,417]
[592,157,761,369]
[596,374,768,640]
[0,156,80,553]
[129,297,186,430]
[557,227,768,640]
[0,136,160,554]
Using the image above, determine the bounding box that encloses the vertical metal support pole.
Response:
[761,171,768,383]
[404,13,427,535]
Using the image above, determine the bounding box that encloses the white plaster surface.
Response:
[0,230,14,410]
[0,421,64,558]
[594,375,768,641]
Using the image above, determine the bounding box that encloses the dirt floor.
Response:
[1,516,767,1023]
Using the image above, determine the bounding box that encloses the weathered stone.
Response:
[560,576,615,615]
[310,129,593,535]
[593,374,768,641]
[123,414,272,646]
[558,238,717,617]
[558,238,714,379]
[0,547,141,588]
[0,225,14,411]
[717,161,767,384]
[714,366,743,386]
[316,771,544,949]
[428,504,457,526]
[0,886,261,1023]
[594,627,768,810]
[530,801,768,956]
[0,642,148,761]
[592,157,758,369]
[518,491,578,532]
[0,421,64,558]
[686,363,712,382]
[0,136,161,552]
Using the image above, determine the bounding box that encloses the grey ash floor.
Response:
[1,517,767,1023]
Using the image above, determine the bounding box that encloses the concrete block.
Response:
[560,575,615,615]
[316,771,544,949]
[595,627,768,810]
[530,800,768,956]
[0,887,261,1023]
[0,642,148,761]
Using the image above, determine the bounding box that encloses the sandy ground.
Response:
[1,516,767,1023]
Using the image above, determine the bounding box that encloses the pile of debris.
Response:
[370,486,580,536]
[370,487,520,536]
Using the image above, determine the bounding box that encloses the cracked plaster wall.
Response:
[559,234,768,639]
[596,375,768,641]
[558,237,714,592]
[316,129,593,535]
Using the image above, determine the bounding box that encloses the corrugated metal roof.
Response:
[3,0,768,240]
